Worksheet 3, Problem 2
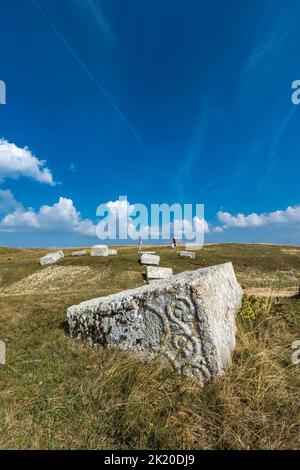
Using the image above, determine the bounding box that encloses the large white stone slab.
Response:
[140,253,160,265]
[39,250,64,266]
[180,251,196,259]
[108,249,118,255]
[146,266,173,280]
[67,262,243,384]
[90,245,109,256]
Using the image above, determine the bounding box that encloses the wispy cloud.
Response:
[259,107,296,189]
[83,0,117,48]
[222,4,297,196]
[69,162,77,173]
[242,1,290,75]
[173,100,210,200]
[31,0,147,152]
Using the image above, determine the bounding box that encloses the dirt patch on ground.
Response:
[0,265,111,295]
[0,265,144,296]
[280,248,300,255]
[245,287,299,298]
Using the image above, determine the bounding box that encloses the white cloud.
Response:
[213,226,224,233]
[0,139,55,185]
[0,197,96,236]
[217,205,300,229]
[0,195,210,242]
[0,189,21,214]
[173,217,210,237]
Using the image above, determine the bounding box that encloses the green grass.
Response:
[0,244,299,449]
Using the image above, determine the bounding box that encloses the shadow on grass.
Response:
[60,319,70,335]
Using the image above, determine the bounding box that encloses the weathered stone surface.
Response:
[72,250,87,256]
[180,251,196,259]
[147,266,173,280]
[138,251,156,254]
[39,250,64,266]
[67,262,243,384]
[90,245,109,256]
[108,249,118,255]
[140,253,160,265]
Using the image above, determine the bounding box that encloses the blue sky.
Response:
[1,0,300,246]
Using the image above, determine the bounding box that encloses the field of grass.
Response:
[0,244,299,449]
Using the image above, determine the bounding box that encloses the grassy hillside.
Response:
[0,244,299,449]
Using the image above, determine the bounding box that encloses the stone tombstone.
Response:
[185,243,203,251]
[90,245,109,256]
[67,262,243,384]
[140,253,160,266]
[146,266,173,281]
[180,251,196,259]
[39,250,64,266]
[72,250,87,256]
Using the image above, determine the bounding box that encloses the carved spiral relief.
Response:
[144,292,209,379]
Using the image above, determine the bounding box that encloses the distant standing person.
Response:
[138,237,143,251]
[173,238,177,248]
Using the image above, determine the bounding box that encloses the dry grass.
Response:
[0,265,112,295]
[0,244,299,449]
